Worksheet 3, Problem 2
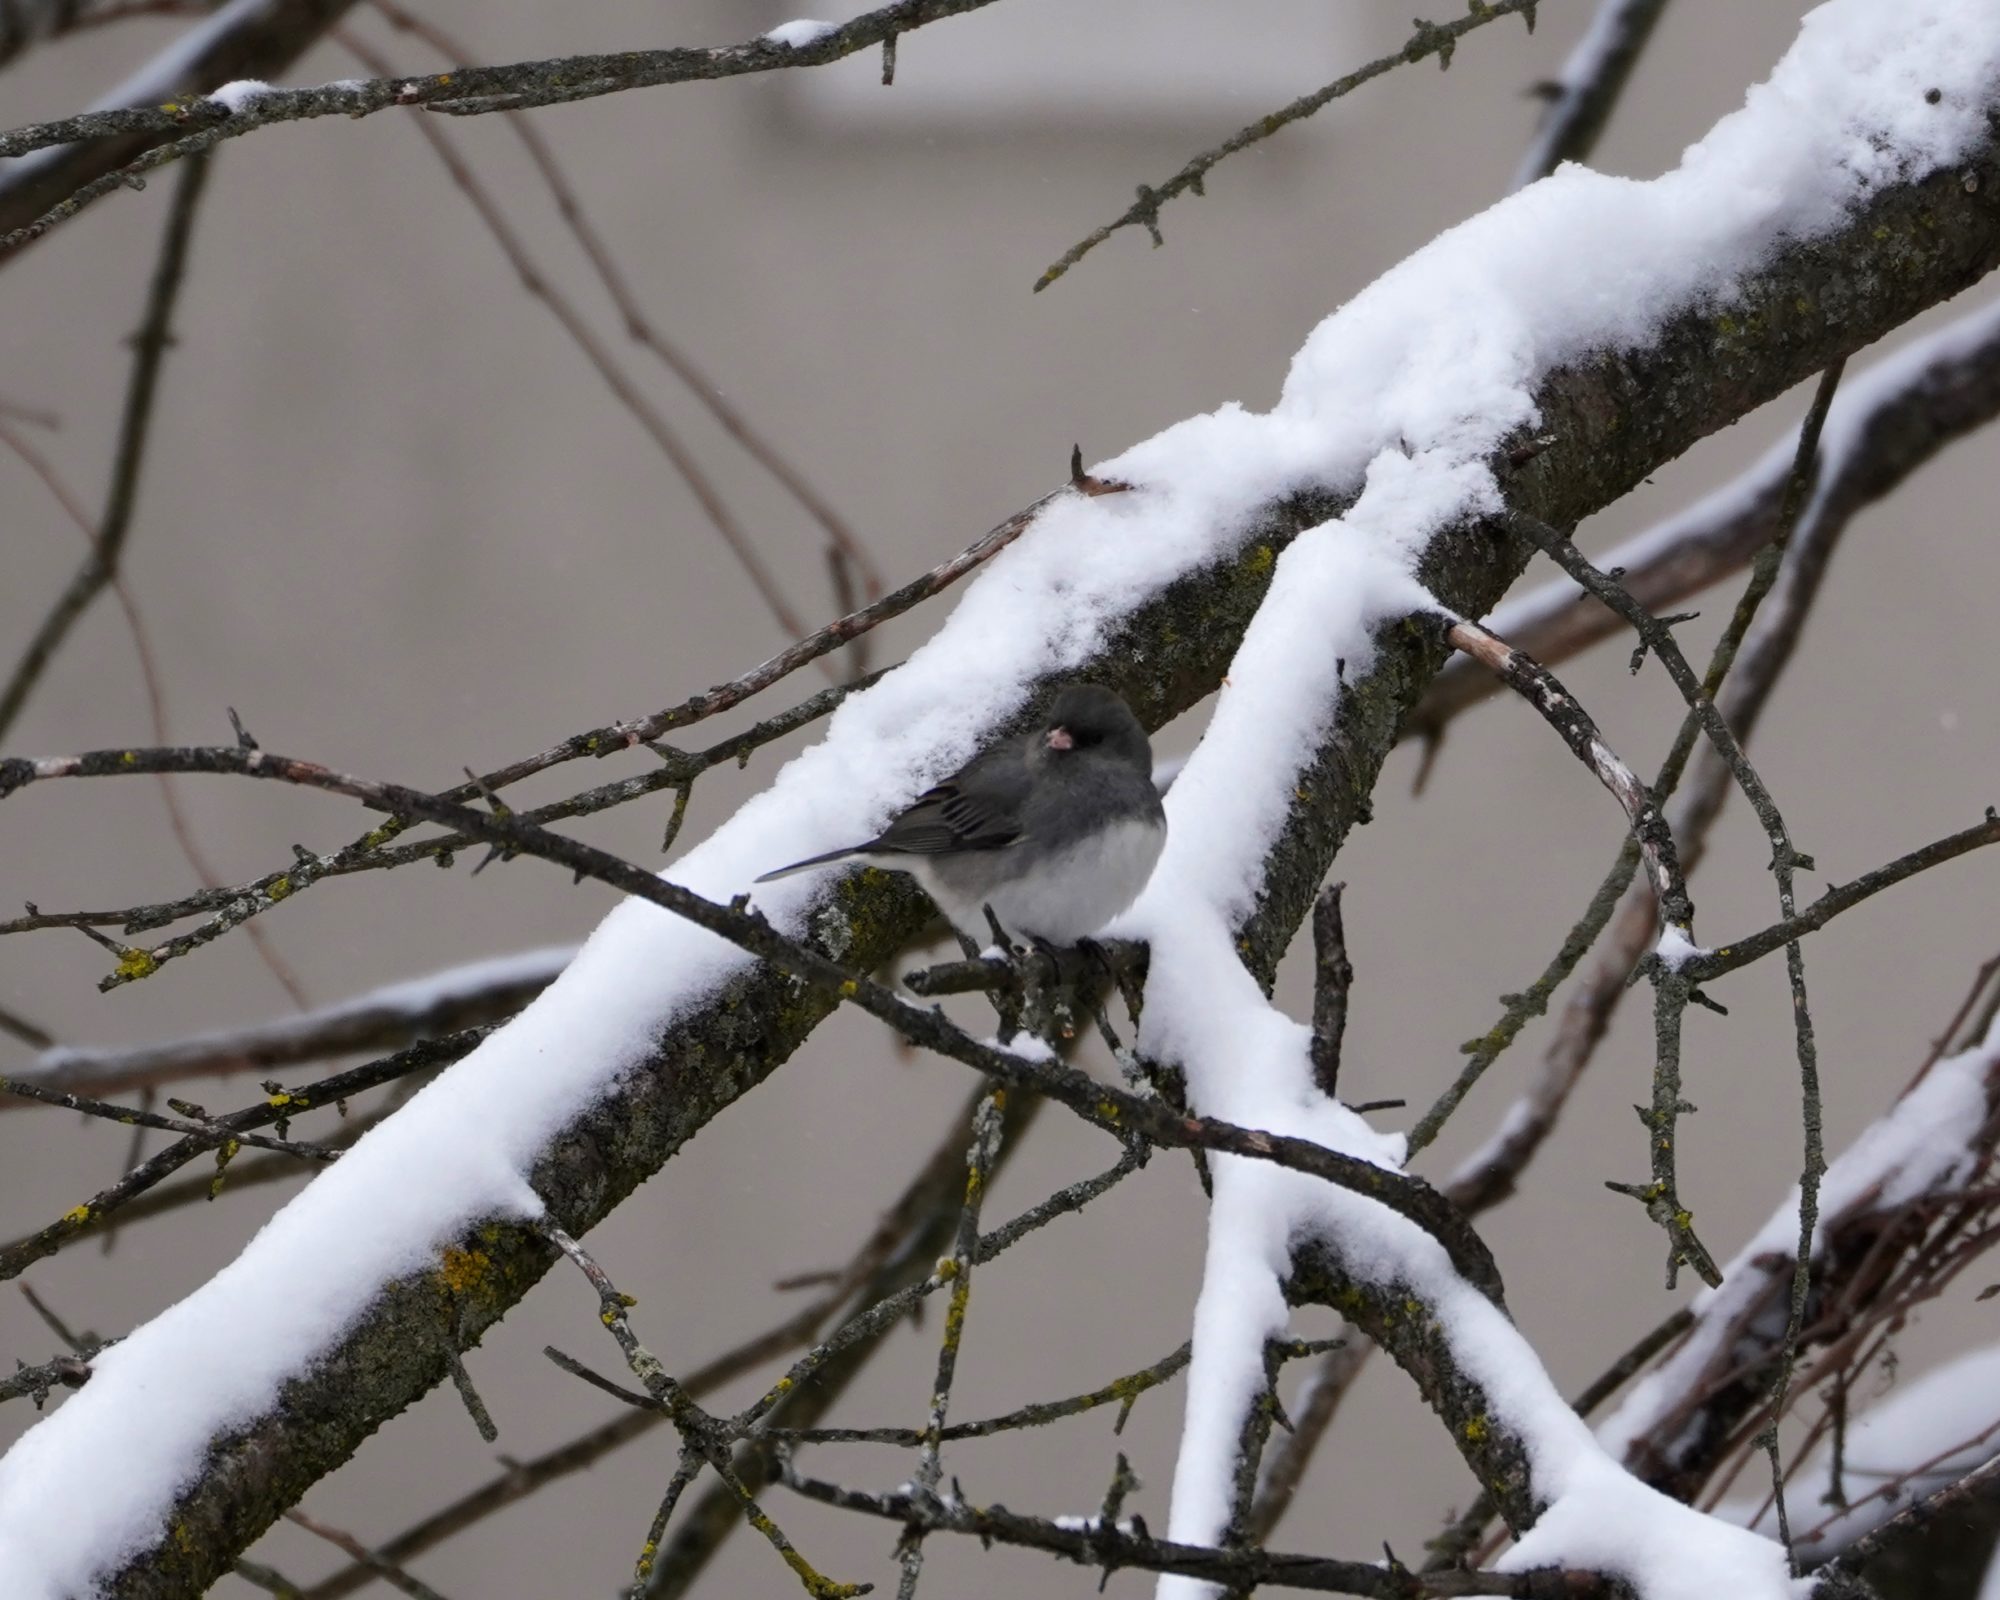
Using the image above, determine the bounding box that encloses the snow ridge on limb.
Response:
[2,1,1999,1595]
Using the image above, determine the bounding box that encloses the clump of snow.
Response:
[2,0,1997,1593]
[763,18,839,48]
[1599,1011,2000,1467]
[206,78,270,113]
[1653,924,1706,971]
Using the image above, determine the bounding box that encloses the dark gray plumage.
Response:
[754,684,1167,944]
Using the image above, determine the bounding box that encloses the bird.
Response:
[754,683,1167,946]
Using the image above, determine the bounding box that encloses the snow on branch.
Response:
[2,1,1998,1594]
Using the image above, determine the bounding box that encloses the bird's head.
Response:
[1033,683,1151,771]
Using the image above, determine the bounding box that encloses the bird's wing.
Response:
[870,746,1028,855]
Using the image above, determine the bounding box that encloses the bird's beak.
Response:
[1045,726,1074,751]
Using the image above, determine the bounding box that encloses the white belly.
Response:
[913,817,1166,945]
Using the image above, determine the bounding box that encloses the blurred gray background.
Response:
[3,1,1997,1594]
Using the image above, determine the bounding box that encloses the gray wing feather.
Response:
[871,738,1031,855]
[872,779,1021,854]
[753,738,1029,882]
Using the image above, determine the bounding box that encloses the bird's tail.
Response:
[752,845,867,884]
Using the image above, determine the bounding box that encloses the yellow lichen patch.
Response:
[1463,1415,1489,1443]
[266,1091,296,1108]
[265,874,292,902]
[121,750,137,765]
[116,947,159,981]
[437,1243,494,1299]
[1241,543,1276,576]
[62,1204,92,1226]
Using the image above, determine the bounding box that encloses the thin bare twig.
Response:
[365,0,887,617]
[1309,884,1352,1101]
[1035,1,1540,291]
[0,1031,477,1281]
[894,1088,1004,1600]
[282,1508,456,1600]
[0,487,1048,970]
[0,150,212,742]
[1445,616,1692,932]
[540,1223,869,1600]
[0,416,309,1008]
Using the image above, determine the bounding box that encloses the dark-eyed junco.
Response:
[755,683,1167,945]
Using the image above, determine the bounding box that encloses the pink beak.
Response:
[1045,726,1073,751]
